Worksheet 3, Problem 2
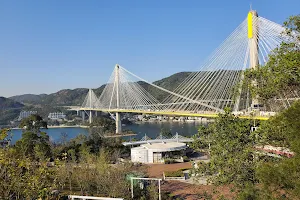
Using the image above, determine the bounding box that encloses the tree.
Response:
[19,114,47,131]
[254,100,300,199]
[193,108,256,194]
[191,125,213,150]
[60,132,68,145]
[16,115,51,160]
[0,128,12,148]
[0,147,56,199]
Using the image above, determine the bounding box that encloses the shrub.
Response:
[164,158,175,164]
[164,170,184,177]
[179,167,191,172]
[182,156,190,162]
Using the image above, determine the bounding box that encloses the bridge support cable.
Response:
[98,65,164,112]
[162,18,250,112]
[82,88,101,109]
[120,66,223,112]
[161,12,297,113]
[82,88,101,123]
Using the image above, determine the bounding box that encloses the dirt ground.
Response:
[147,162,192,178]
[161,181,236,200]
[146,163,235,199]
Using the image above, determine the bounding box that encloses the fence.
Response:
[163,172,188,181]
[68,195,123,200]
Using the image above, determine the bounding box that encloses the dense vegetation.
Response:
[0,114,171,199]
[0,97,24,109]
[0,97,25,125]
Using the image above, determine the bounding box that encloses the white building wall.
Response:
[147,150,154,164]
[131,148,148,163]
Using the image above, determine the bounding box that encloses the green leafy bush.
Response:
[164,170,184,177]
[164,158,175,164]
[182,156,190,162]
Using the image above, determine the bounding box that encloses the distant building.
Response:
[48,112,66,120]
[135,115,144,121]
[18,111,37,121]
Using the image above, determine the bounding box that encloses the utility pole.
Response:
[115,64,122,134]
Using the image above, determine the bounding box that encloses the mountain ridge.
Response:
[9,72,192,106]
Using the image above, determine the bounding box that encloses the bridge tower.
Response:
[115,64,122,134]
[234,10,259,112]
[248,10,260,109]
[89,88,93,124]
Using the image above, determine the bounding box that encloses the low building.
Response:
[18,111,37,121]
[131,142,187,164]
[48,112,66,120]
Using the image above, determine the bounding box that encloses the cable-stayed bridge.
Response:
[68,10,299,133]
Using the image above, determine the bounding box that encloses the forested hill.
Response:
[9,72,192,106]
[0,97,24,109]
[0,97,24,125]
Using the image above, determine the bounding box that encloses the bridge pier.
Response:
[116,112,122,134]
[89,110,92,124]
[82,111,85,122]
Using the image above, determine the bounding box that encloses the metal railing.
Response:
[68,195,123,200]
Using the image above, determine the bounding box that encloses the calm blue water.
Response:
[10,122,204,144]
[10,127,89,144]
[124,122,203,139]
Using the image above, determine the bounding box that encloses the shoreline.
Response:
[11,125,89,130]
[9,120,209,130]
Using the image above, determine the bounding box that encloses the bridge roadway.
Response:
[70,107,270,120]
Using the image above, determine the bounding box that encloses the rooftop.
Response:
[137,142,187,152]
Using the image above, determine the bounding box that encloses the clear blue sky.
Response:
[0,0,299,97]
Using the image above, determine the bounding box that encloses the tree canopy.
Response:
[193,109,256,190]
[254,101,300,199]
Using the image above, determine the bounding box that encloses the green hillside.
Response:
[0,97,25,125]
[0,97,24,109]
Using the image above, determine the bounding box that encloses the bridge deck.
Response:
[70,107,270,120]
